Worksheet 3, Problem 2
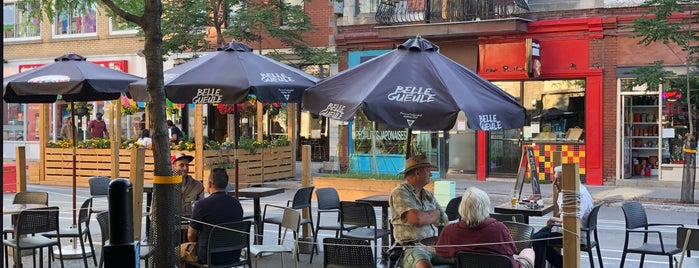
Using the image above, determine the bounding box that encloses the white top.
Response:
[136,137,152,148]
[556,183,594,228]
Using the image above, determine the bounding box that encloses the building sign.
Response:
[18,60,129,73]
[528,39,541,78]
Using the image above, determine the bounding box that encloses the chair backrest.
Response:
[96,211,110,245]
[621,201,649,229]
[323,237,375,268]
[677,227,699,251]
[78,198,93,225]
[280,207,301,245]
[316,187,341,211]
[445,196,462,221]
[206,221,252,265]
[584,204,603,230]
[340,201,377,228]
[502,221,534,253]
[13,191,49,205]
[455,251,514,268]
[489,213,525,223]
[15,206,60,237]
[89,176,111,196]
[290,186,315,210]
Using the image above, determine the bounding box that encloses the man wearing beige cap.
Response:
[172,153,205,216]
[389,154,448,268]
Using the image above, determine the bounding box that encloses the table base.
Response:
[53,246,93,259]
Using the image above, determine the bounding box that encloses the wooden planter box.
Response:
[40,146,294,187]
[313,176,435,201]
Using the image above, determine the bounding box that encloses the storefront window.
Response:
[109,16,139,34]
[54,6,97,36]
[3,1,40,39]
[3,103,56,142]
[352,110,407,154]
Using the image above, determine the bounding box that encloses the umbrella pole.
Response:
[234,105,239,198]
[406,128,413,159]
[71,102,77,227]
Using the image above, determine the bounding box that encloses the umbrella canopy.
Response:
[128,41,319,104]
[4,54,141,103]
[533,107,577,121]
[3,53,141,225]
[303,37,525,131]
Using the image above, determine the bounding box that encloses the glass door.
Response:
[489,81,522,175]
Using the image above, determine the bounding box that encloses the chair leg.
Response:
[587,249,595,268]
[595,244,604,268]
[619,251,627,268]
[668,255,673,268]
[639,254,645,268]
[15,246,21,268]
[78,234,89,268]
[86,231,97,266]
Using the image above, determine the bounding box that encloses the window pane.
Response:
[3,2,40,39]
[55,7,97,35]
[4,103,24,141]
[357,0,379,13]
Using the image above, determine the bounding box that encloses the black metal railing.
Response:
[375,0,529,25]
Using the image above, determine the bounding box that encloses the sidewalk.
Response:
[282,161,699,213]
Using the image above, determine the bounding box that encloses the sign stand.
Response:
[512,146,542,203]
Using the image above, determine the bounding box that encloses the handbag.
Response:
[180,242,198,263]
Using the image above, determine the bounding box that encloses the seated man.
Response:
[532,166,593,268]
[171,153,205,216]
[389,154,448,268]
[187,168,244,264]
[435,187,535,268]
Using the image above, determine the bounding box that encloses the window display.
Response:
[55,7,97,35]
[3,2,40,39]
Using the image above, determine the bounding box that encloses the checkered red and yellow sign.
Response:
[524,144,586,183]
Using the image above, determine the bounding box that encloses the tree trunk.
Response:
[681,134,696,203]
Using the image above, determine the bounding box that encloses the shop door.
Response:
[489,129,521,174]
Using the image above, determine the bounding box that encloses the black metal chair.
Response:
[263,186,315,248]
[676,227,699,267]
[581,204,604,268]
[323,237,375,268]
[96,211,151,268]
[186,221,252,268]
[310,187,358,263]
[620,201,683,268]
[43,198,96,268]
[445,196,462,222]
[339,201,391,265]
[3,191,50,239]
[3,206,64,268]
[455,251,514,268]
[88,176,111,214]
[489,213,525,223]
[502,221,534,253]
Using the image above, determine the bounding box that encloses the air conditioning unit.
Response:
[333,0,344,16]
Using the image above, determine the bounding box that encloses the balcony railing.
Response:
[375,0,529,25]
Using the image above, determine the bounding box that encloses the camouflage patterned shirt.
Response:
[389,182,443,244]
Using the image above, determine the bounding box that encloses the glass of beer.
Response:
[510,190,519,207]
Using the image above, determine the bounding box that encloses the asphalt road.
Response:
[3,183,698,268]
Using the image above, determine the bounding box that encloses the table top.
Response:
[493,202,555,217]
[235,187,285,198]
[3,204,48,215]
[356,194,390,207]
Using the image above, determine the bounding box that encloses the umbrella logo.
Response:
[478,114,503,131]
[401,112,422,127]
[278,88,294,101]
[387,86,436,103]
[191,88,224,104]
[28,75,70,83]
[319,103,346,119]
[261,73,294,83]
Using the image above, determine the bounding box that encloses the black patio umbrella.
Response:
[3,53,141,225]
[128,41,319,196]
[533,107,577,121]
[128,41,319,104]
[303,37,525,157]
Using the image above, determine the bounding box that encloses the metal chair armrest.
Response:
[263,204,288,219]
[647,223,685,228]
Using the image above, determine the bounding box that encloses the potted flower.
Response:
[216,104,236,115]
[66,102,94,116]
[121,95,139,116]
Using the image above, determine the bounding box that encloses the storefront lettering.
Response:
[261,73,294,83]
[319,103,346,119]
[191,88,223,103]
[355,129,407,141]
[387,86,436,103]
[478,114,503,131]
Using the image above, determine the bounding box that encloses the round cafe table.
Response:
[3,204,48,216]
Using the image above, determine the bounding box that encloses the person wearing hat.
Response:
[172,153,205,216]
[87,112,108,139]
[531,165,593,268]
[389,154,448,268]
